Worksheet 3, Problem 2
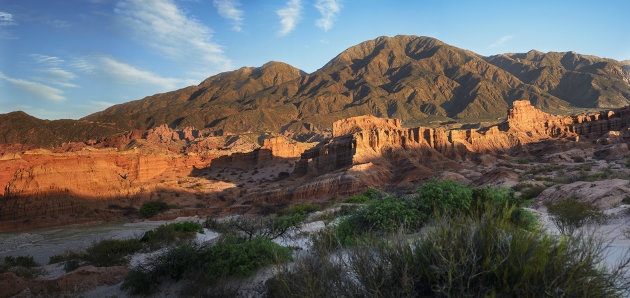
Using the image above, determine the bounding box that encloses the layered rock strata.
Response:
[295,101,630,176]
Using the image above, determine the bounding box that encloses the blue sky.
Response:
[0,0,628,120]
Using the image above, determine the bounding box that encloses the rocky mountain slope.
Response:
[3,35,629,147]
[83,35,629,136]
[485,50,630,107]
[0,111,124,147]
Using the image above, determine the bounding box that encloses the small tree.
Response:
[545,197,605,235]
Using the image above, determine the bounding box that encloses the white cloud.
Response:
[277,0,302,36]
[0,72,66,103]
[314,0,341,32]
[115,0,231,72]
[70,57,97,73]
[0,11,16,39]
[36,68,77,81]
[490,35,513,48]
[213,0,244,32]
[30,55,78,87]
[0,12,15,26]
[31,54,64,65]
[73,56,196,91]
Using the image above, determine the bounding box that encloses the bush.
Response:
[204,214,304,241]
[343,195,370,204]
[268,208,630,297]
[545,197,606,235]
[84,239,143,267]
[122,236,292,296]
[139,201,170,218]
[572,156,586,162]
[141,222,203,248]
[0,256,43,279]
[416,179,473,215]
[343,188,383,204]
[518,158,530,164]
[276,203,321,217]
[519,184,547,201]
[361,196,423,231]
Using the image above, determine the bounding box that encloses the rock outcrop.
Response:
[210,136,310,168]
[0,149,214,231]
[295,101,630,177]
[536,179,630,209]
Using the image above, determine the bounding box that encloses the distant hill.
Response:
[485,51,630,108]
[3,35,630,146]
[0,111,124,147]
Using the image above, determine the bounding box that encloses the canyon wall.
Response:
[295,101,630,176]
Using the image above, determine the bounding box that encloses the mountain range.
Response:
[3,35,630,146]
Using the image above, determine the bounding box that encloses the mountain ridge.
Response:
[3,35,630,147]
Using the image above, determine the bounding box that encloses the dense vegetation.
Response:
[122,236,292,296]
[267,181,630,297]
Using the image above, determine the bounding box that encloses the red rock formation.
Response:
[211,136,310,168]
[0,149,213,231]
[295,101,630,177]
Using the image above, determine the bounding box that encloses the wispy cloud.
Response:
[314,0,341,32]
[0,11,16,39]
[73,56,195,91]
[213,0,244,32]
[31,54,64,65]
[30,54,78,87]
[0,12,15,26]
[277,0,302,36]
[0,72,66,103]
[115,0,231,72]
[490,35,513,48]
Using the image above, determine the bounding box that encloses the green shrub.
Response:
[572,156,585,162]
[519,184,547,201]
[344,188,383,203]
[269,208,630,297]
[518,158,530,164]
[276,203,321,217]
[361,196,423,231]
[122,236,292,296]
[0,256,43,279]
[545,197,606,235]
[362,188,382,200]
[84,239,143,267]
[139,201,170,218]
[141,222,202,248]
[343,195,370,204]
[3,256,38,268]
[416,179,473,215]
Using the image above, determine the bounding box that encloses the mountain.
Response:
[485,51,630,108]
[4,35,630,146]
[85,35,575,133]
[0,111,124,147]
